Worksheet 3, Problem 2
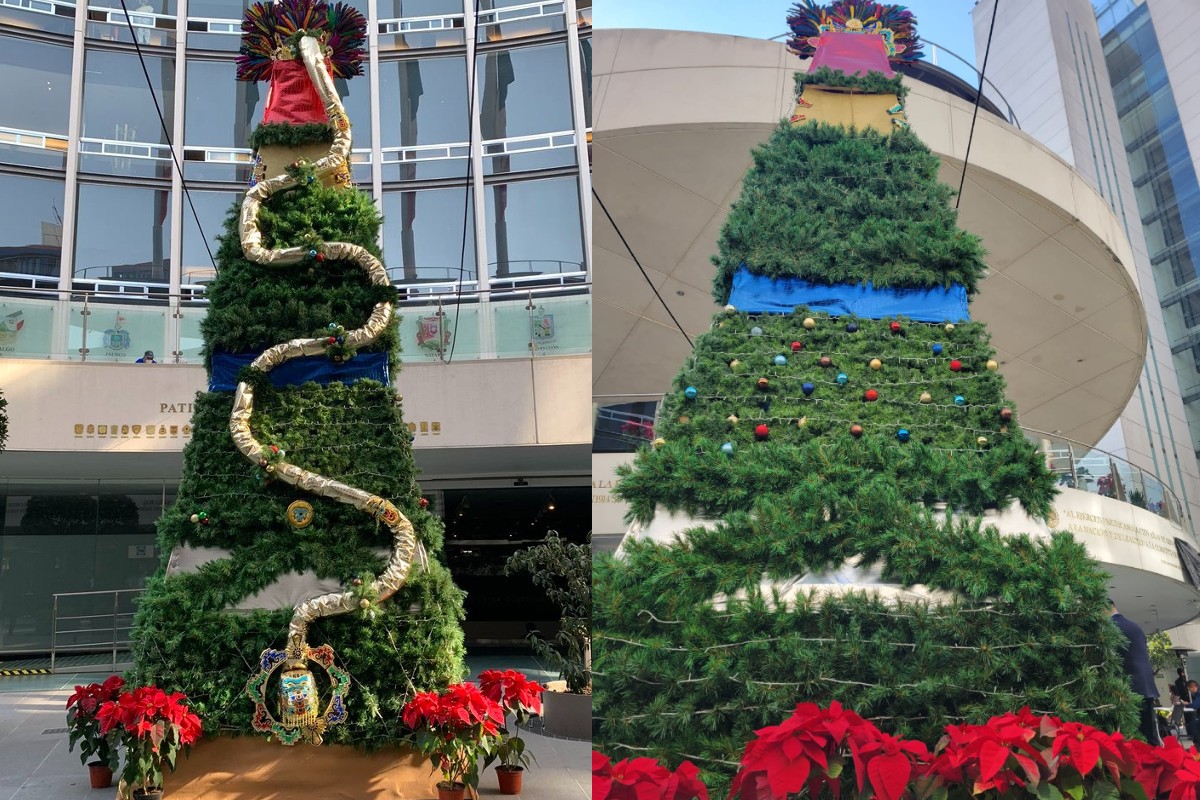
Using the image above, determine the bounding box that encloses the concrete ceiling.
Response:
[592,29,1147,448]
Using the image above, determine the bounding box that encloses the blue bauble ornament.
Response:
[801,382,815,396]
[750,326,763,337]
[897,428,910,442]
[336,336,345,344]
[845,322,859,333]
[684,386,698,399]
[954,395,966,406]
[328,323,338,331]
[308,249,318,258]
[932,343,943,355]
[836,373,848,385]
[720,442,735,454]
[774,355,787,366]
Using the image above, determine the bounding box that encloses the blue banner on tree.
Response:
[209,351,390,392]
[728,267,970,322]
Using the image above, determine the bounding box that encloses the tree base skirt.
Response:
[161,735,440,800]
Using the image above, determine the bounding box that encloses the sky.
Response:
[598,0,983,83]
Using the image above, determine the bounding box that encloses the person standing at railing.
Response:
[135,350,156,364]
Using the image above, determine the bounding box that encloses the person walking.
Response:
[1111,599,1164,745]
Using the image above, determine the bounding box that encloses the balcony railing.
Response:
[0,281,590,363]
[591,396,1189,529]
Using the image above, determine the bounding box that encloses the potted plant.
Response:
[97,685,202,800]
[402,682,505,800]
[66,675,125,788]
[506,530,592,739]
[480,669,545,794]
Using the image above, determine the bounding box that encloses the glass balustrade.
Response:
[591,395,1189,528]
[0,285,590,363]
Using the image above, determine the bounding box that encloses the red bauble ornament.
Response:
[850,424,864,438]
[315,252,325,262]
[328,336,337,344]
[419,497,429,508]
[889,321,902,333]
[270,445,279,453]
[949,360,963,372]
[818,356,833,368]
[865,389,879,402]
[754,424,769,440]
[791,341,803,352]
[1000,407,1013,422]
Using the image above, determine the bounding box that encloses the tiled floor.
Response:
[0,658,590,800]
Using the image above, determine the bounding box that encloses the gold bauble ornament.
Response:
[678,415,690,424]
[730,359,741,369]
[977,436,989,446]
[190,514,200,523]
[986,360,998,371]
[797,417,807,428]
[803,317,816,330]
[945,323,956,333]
[727,414,739,425]
[919,392,932,404]
[358,598,371,609]
[869,358,882,370]
[652,437,666,449]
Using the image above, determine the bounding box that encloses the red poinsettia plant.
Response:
[479,669,545,771]
[593,751,709,800]
[402,682,505,791]
[598,702,1200,800]
[97,684,202,797]
[66,674,125,771]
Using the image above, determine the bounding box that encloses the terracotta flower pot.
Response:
[87,762,113,789]
[436,781,466,800]
[497,765,524,795]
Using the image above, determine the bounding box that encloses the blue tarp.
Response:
[727,267,970,323]
[209,351,390,392]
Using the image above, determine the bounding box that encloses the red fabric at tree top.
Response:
[261,60,332,125]
[807,31,894,78]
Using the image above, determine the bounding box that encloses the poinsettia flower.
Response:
[663,760,708,800]
[606,756,671,800]
[593,751,614,799]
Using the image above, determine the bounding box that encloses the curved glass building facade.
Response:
[0,0,592,361]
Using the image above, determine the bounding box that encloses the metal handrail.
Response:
[50,588,143,673]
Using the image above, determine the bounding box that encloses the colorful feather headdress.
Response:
[237,0,367,82]
[787,1,923,63]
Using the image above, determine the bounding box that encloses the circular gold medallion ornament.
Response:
[287,500,315,529]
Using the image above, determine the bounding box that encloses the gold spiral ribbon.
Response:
[230,35,421,649]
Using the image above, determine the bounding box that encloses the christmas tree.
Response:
[129,0,465,746]
[593,2,1139,792]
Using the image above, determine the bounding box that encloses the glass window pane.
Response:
[379,0,464,50]
[384,0,462,15]
[0,174,65,280]
[382,187,475,285]
[340,68,373,148]
[69,301,168,360]
[0,36,72,136]
[82,49,176,145]
[0,36,72,168]
[0,297,57,359]
[379,56,469,148]
[86,0,176,46]
[477,44,573,141]
[74,184,172,284]
[484,176,583,282]
[185,59,266,148]
[182,190,239,284]
[477,0,565,41]
[0,0,75,36]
